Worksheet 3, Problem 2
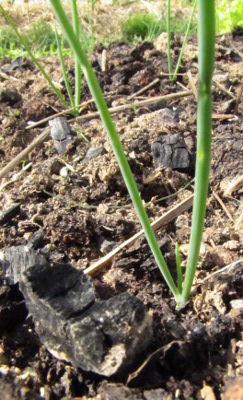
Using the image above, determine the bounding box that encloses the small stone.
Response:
[82,146,106,163]
[220,99,236,114]
[230,299,243,310]
[99,239,115,254]
[223,240,240,250]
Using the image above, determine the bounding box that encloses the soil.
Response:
[0,17,243,400]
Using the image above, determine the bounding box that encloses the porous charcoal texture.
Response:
[82,146,106,163]
[20,263,153,376]
[49,117,75,154]
[151,134,192,172]
[0,202,20,225]
[20,263,95,361]
[1,245,46,285]
[69,292,153,375]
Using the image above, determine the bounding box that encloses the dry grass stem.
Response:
[84,194,193,276]
[224,174,243,196]
[213,190,234,222]
[128,78,160,100]
[0,127,50,181]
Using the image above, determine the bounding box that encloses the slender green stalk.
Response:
[175,242,182,294]
[55,25,75,109]
[182,0,215,301]
[172,0,197,81]
[49,0,183,305]
[71,0,81,108]
[0,5,68,108]
[167,0,172,80]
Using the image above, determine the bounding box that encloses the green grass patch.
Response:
[120,12,197,43]
[0,17,93,59]
[0,24,22,58]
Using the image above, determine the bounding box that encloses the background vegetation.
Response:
[1,0,241,60]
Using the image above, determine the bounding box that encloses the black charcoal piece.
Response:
[0,88,22,104]
[69,292,153,375]
[218,45,242,62]
[49,117,75,154]
[151,134,192,172]
[25,230,44,249]
[3,56,23,72]
[82,146,106,163]
[19,262,152,376]
[1,245,46,285]
[20,263,96,363]
[20,263,95,320]
[0,202,20,225]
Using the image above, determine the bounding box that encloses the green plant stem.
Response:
[71,0,81,108]
[167,0,172,80]
[49,0,183,305]
[0,5,68,108]
[55,25,75,109]
[172,0,197,81]
[175,242,182,294]
[182,0,215,301]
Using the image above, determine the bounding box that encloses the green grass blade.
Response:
[167,0,173,80]
[175,242,182,294]
[172,0,197,81]
[71,0,81,108]
[182,0,215,301]
[55,25,75,109]
[49,0,183,305]
[0,5,68,108]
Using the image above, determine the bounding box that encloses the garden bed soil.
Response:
[0,27,243,400]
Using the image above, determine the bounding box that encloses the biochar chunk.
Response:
[151,134,192,172]
[49,117,75,154]
[0,202,20,225]
[19,262,152,376]
[1,245,46,285]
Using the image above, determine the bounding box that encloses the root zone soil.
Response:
[0,30,242,400]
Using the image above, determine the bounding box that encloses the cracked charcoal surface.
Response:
[49,117,75,154]
[19,262,153,376]
[2,56,23,72]
[69,292,153,375]
[0,202,20,225]
[82,146,106,163]
[151,134,192,172]
[1,245,47,285]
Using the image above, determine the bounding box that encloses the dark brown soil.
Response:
[0,30,242,400]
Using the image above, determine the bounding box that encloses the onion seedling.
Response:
[49,0,215,307]
[49,0,184,306]
[182,0,215,301]
[0,4,68,107]
[0,3,81,115]
[71,0,81,109]
[167,0,197,81]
